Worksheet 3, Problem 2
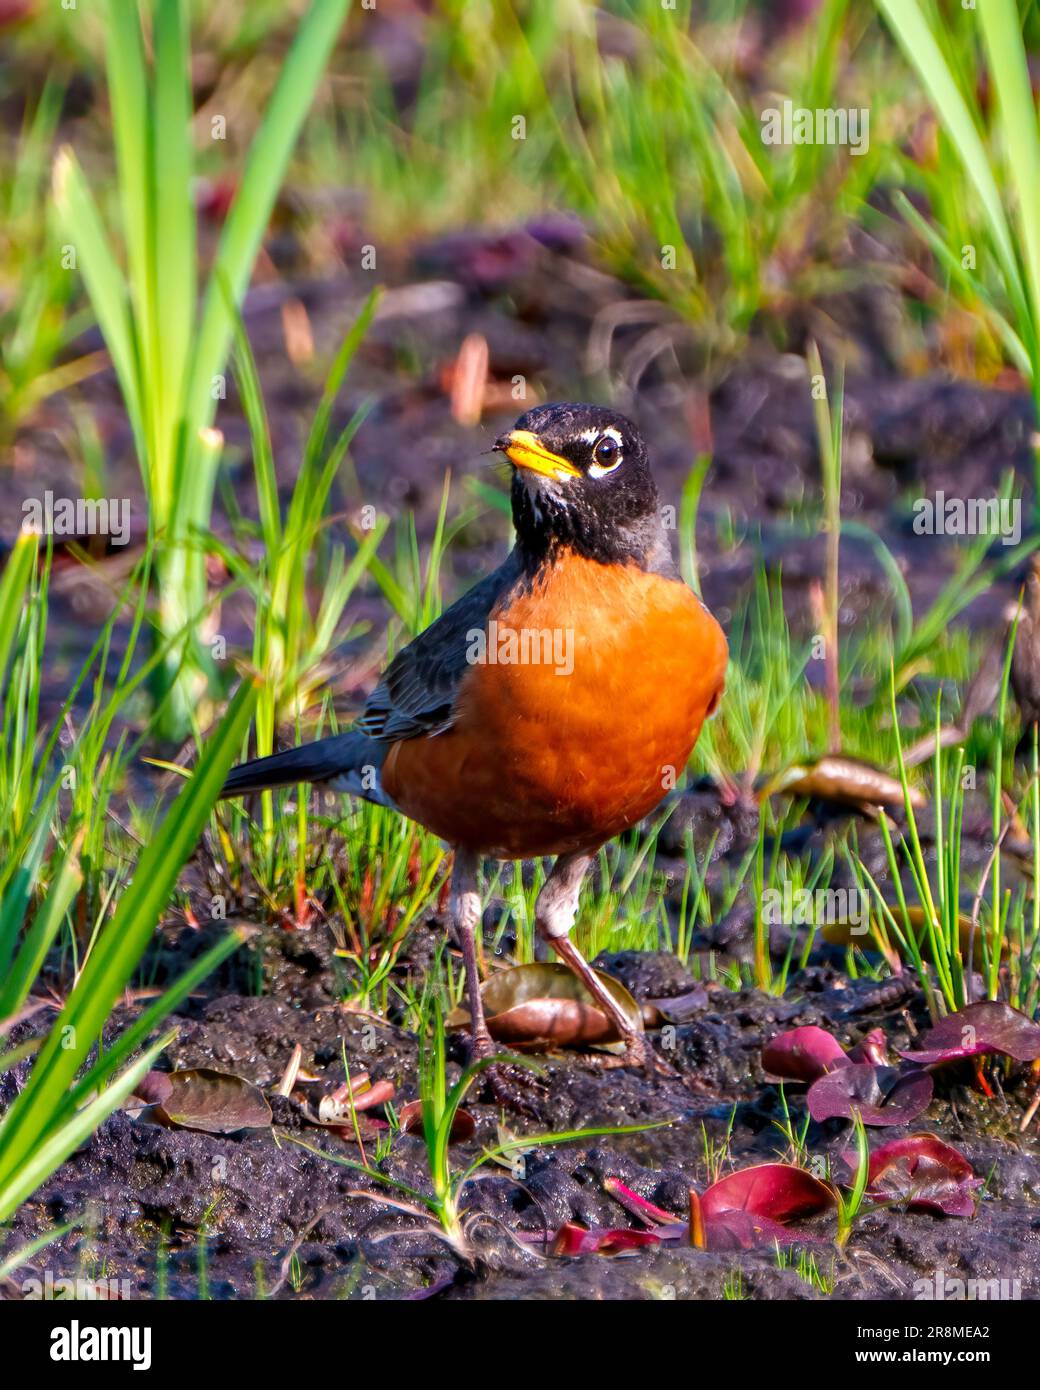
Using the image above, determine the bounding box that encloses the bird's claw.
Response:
[467,1035,546,1116]
[482,1061,546,1116]
[581,1032,677,1079]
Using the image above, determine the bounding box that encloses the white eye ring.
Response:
[588,428,624,478]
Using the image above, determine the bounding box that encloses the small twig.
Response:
[265,1209,328,1298]
[1020,1061,1040,1133]
[274,1043,303,1098]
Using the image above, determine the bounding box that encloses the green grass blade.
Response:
[186,0,351,434]
[52,150,144,464]
[0,832,82,1019]
[890,190,1031,377]
[101,0,153,440]
[152,0,197,446]
[874,0,1024,311]
[977,0,1040,379]
[300,288,381,475]
[0,533,37,695]
[0,1215,82,1282]
[226,286,280,555]
[0,790,56,984]
[0,679,258,1184]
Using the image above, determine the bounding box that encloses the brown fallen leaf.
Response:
[439,333,538,423]
[1001,791,1034,868]
[399,1100,475,1144]
[902,724,968,770]
[147,1068,272,1134]
[640,987,708,1028]
[129,1070,174,1108]
[479,962,642,1050]
[760,754,924,812]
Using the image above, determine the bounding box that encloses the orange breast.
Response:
[381,552,727,858]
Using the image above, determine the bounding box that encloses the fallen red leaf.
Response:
[551,1223,663,1257]
[898,1001,1040,1067]
[807,1063,933,1126]
[762,1025,850,1083]
[852,1133,981,1218]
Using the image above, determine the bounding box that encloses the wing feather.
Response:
[356,552,522,741]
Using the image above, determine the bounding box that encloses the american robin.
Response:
[222,402,727,1086]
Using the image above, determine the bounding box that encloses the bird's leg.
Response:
[451,848,543,1112]
[535,852,658,1072]
[451,848,493,1057]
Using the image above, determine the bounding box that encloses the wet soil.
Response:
[5,904,1040,1302]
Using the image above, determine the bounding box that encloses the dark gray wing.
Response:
[356,550,523,741]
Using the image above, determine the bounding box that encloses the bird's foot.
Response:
[467,1033,546,1116]
[581,1030,677,1079]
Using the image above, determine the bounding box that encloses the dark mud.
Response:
[6,915,1040,1301]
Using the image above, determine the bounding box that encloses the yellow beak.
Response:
[497,429,581,481]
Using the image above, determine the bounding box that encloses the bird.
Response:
[221,402,728,1097]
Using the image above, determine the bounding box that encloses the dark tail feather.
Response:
[220,730,387,800]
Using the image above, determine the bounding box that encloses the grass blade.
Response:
[874,0,1025,313]
[0,533,37,695]
[52,150,145,463]
[152,0,197,447]
[0,678,258,1185]
[186,0,351,435]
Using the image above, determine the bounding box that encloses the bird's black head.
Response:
[493,402,667,571]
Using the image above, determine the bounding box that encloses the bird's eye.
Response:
[592,435,621,469]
